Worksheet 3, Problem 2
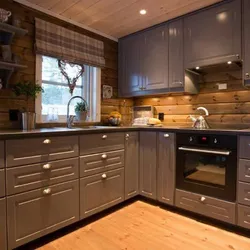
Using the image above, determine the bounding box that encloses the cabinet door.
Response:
[0,141,4,169]
[143,25,168,91]
[119,34,143,96]
[0,198,7,250]
[169,19,184,90]
[139,132,157,199]
[80,168,124,219]
[184,0,241,68]
[125,132,139,200]
[0,170,5,197]
[7,180,79,249]
[157,132,175,205]
[243,0,250,84]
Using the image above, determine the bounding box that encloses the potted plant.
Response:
[74,100,88,122]
[12,81,43,130]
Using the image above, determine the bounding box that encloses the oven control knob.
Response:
[214,138,218,144]
[189,136,193,142]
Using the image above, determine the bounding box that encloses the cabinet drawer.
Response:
[238,204,250,230]
[7,180,79,249]
[238,182,250,206]
[80,133,124,155]
[175,189,236,224]
[80,150,124,177]
[0,169,5,197]
[0,141,4,169]
[239,159,250,183]
[6,136,79,167]
[80,168,124,219]
[6,158,79,195]
[0,198,7,250]
[239,136,250,159]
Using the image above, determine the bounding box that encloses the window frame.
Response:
[35,54,101,123]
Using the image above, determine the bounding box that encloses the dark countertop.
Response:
[0,125,250,139]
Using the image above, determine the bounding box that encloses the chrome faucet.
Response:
[67,96,86,128]
[190,107,210,129]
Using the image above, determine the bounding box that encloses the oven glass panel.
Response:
[184,152,226,187]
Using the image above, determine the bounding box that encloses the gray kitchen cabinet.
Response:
[238,159,250,183]
[6,136,79,167]
[238,182,250,206]
[6,158,79,195]
[239,136,250,159]
[175,189,236,224]
[7,180,79,249]
[139,132,157,199]
[157,132,175,205]
[0,198,7,250]
[80,150,124,177]
[237,204,250,230]
[80,133,124,155]
[0,141,3,168]
[0,169,5,197]
[243,0,250,85]
[80,168,124,219]
[142,25,168,91]
[125,132,139,200]
[184,0,241,68]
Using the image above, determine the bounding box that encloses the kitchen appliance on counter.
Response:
[176,133,237,202]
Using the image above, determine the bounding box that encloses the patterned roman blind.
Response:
[35,18,105,67]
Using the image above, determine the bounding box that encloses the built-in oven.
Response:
[176,133,237,202]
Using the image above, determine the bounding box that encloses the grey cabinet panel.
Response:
[169,19,184,90]
[139,132,157,199]
[7,180,79,249]
[80,168,124,219]
[0,169,5,198]
[143,25,168,91]
[0,141,4,169]
[238,182,250,206]
[239,136,250,159]
[184,0,241,68]
[80,133,124,155]
[0,198,7,250]
[157,132,175,205]
[80,150,124,177]
[238,159,250,183]
[125,132,139,200]
[237,204,250,230]
[6,136,79,167]
[175,189,236,224]
[6,158,79,195]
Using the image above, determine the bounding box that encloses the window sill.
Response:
[36,121,102,129]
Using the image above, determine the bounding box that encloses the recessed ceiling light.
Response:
[195,66,200,70]
[227,61,232,65]
[140,9,147,15]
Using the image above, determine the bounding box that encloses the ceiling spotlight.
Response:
[227,61,232,65]
[195,66,200,70]
[140,9,147,15]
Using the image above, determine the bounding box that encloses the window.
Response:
[36,55,101,123]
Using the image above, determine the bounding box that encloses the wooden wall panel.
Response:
[0,1,132,129]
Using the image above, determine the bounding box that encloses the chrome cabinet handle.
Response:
[172,81,183,85]
[164,134,170,138]
[43,164,51,170]
[101,154,107,159]
[43,188,51,195]
[43,139,51,144]
[125,134,129,140]
[178,147,231,156]
[246,73,250,79]
[102,173,107,179]
[102,135,107,139]
[200,197,206,202]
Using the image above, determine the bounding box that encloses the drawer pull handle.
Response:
[102,154,108,159]
[43,139,51,144]
[200,197,206,202]
[43,164,51,170]
[102,135,107,139]
[164,134,170,138]
[102,173,107,179]
[43,188,51,195]
[126,134,129,138]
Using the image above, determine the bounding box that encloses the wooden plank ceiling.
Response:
[20,0,222,39]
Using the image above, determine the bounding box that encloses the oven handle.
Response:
[178,146,231,156]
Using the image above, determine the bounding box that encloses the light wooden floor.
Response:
[36,201,250,250]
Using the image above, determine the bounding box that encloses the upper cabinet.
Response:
[243,0,250,86]
[184,0,241,68]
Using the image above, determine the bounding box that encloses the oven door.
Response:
[176,146,237,201]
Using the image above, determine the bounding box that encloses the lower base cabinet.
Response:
[0,198,7,250]
[175,189,236,224]
[7,180,79,249]
[237,204,250,229]
[80,168,125,219]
